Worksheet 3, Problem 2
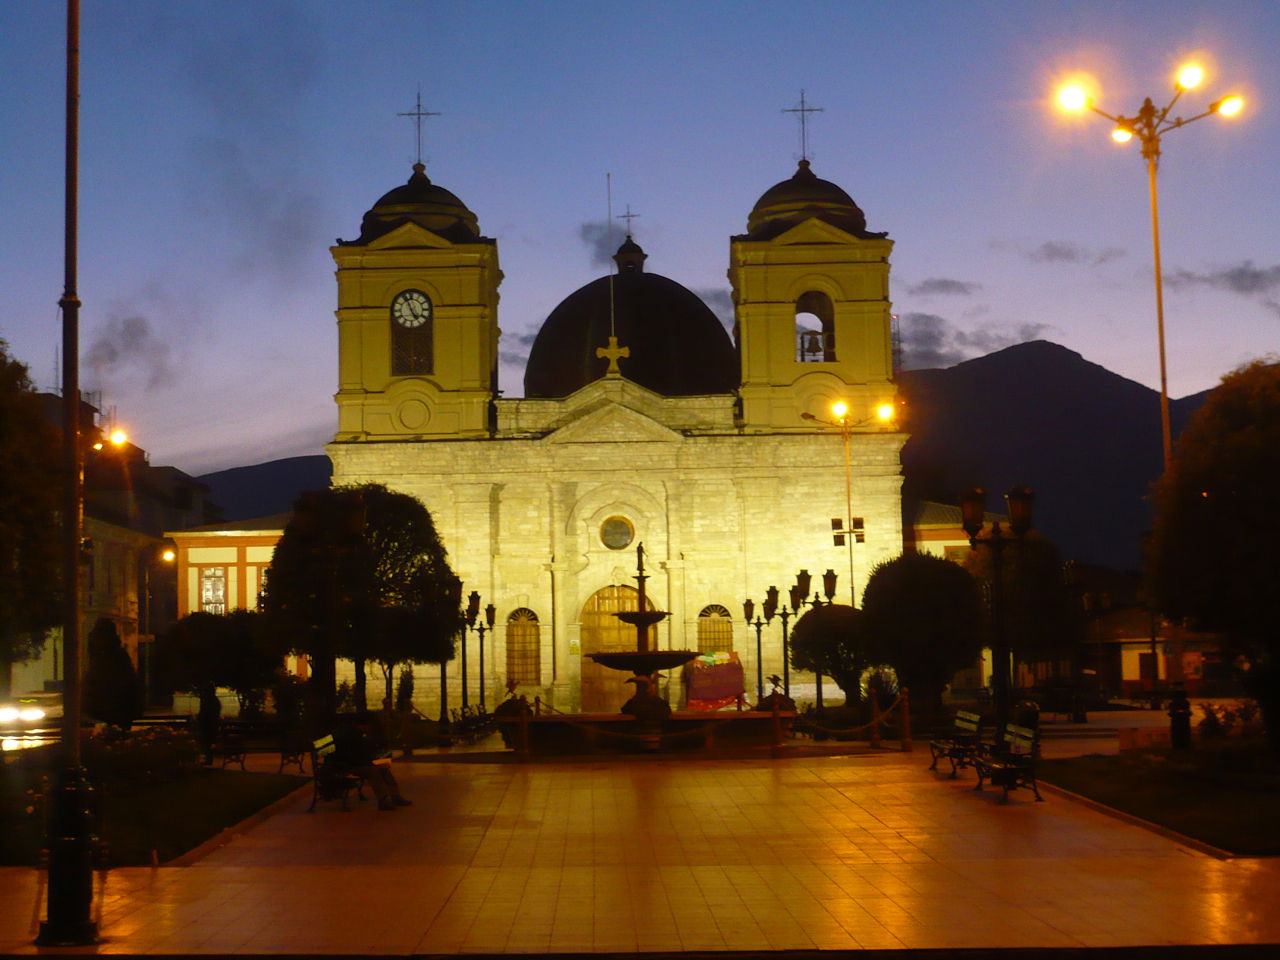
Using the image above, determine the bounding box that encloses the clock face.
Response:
[392,290,431,328]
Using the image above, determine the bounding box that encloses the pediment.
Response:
[367,221,453,250]
[769,217,861,246]
[546,401,681,444]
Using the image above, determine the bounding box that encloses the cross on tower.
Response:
[782,89,824,161]
[596,335,630,377]
[616,204,640,235]
[397,89,441,165]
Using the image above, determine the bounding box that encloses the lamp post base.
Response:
[36,765,99,947]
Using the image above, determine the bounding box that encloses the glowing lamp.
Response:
[875,402,895,423]
[1057,85,1088,111]
[1112,127,1134,143]
[161,549,176,563]
[1216,95,1244,117]
[1176,65,1204,90]
[109,429,127,447]
[831,400,849,419]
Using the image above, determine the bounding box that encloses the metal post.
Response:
[753,618,764,702]
[780,606,792,697]
[459,623,468,710]
[1146,151,1173,472]
[840,420,856,606]
[477,623,486,711]
[39,0,98,944]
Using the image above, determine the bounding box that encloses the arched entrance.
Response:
[579,585,655,713]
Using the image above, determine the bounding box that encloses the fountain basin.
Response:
[587,650,698,674]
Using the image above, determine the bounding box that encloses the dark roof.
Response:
[742,160,886,241]
[523,239,738,399]
[171,513,292,534]
[341,163,486,245]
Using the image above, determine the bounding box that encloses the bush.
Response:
[80,725,200,784]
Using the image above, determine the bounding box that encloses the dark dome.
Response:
[524,238,738,398]
[345,163,483,244]
[744,160,885,241]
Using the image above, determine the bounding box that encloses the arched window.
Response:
[506,608,540,686]
[697,604,734,653]
[795,290,836,362]
[391,289,434,375]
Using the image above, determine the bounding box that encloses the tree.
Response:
[260,484,461,722]
[789,604,867,703]
[861,553,984,718]
[155,613,233,762]
[1149,360,1280,750]
[0,340,62,696]
[83,618,143,730]
[222,610,289,716]
[966,534,1085,675]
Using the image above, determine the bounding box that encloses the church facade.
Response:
[327,159,905,712]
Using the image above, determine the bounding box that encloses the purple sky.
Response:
[2,1,1276,475]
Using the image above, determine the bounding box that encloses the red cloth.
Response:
[685,653,744,702]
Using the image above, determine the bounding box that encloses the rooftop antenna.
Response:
[397,88,440,166]
[782,88,823,162]
[607,173,615,338]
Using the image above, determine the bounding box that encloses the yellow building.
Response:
[327,158,906,713]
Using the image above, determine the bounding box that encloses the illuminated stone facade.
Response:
[329,160,905,712]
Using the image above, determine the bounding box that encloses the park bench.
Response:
[973,724,1043,803]
[214,718,308,773]
[929,710,985,777]
[307,734,367,812]
[449,705,495,744]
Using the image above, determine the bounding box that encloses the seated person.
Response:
[332,711,411,810]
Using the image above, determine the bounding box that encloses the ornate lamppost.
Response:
[1056,67,1243,471]
[961,486,1034,733]
[761,585,795,698]
[462,591,481,708]
[789,568,839,716]
[439,575,463,733]
[477,602,495,710]
[742,598,766,703]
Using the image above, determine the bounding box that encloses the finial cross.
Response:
[398,89,441,165]
[596,335,630,377]
[782,88,824,161]
[617,204,640,235]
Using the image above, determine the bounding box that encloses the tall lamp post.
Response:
[39,0,97,943]
[1057,67,1244,471]
[742,599,766,702]
[476,602,495,710]
[803,400,897,605]
[961,486,1034,734]
[788,568,839,716]
[462,591,480,709]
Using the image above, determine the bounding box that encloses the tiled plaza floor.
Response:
[2,748,1278,954]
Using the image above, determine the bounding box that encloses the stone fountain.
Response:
[587,543,697,717]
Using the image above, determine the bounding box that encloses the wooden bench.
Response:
[214,719,309,773]
[929,710,985,777]
[307,734,366,812]
[973,724,1043,803]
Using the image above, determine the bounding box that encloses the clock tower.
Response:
[331,163,501,440]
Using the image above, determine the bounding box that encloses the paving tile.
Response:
[5,751,1280,954]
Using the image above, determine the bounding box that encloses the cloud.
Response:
[1166,260,1280,297]
[695,288,734,330]
[897,312,1049,370]
[1027,241,1125,266]
[499,329,539,368]
[905,277,982,296]
[84,315,177,394]
[579,220,624,268]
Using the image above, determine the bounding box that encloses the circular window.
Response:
[600,516,634,550]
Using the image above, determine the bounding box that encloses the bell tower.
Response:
[331,163,501,441]
[729,160,896,431]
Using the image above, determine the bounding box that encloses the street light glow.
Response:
[109,429,127,447]
[1112,127,1134,143]
[1176,64,1204,90]
[1057,84,1088,112]
[831,400,849,419]
[875,402,895,423]
[161,549,176,563]
[1216,95,1244,117]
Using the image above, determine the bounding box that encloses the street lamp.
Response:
[803,399,896,606]
[961,485,1034,734]
[788,569,834,715]
[1057,66,1244,471]
[462,591,481,709]
[742,598,766,702]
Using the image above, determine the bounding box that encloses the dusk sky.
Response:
[2,1,1276,476]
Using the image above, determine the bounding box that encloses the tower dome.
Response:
[523,237,738,398]
[345,163,482,244]
[744,159,885,241]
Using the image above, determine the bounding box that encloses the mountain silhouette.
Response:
[898,340,1207,570]
[196,341,1209,571]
